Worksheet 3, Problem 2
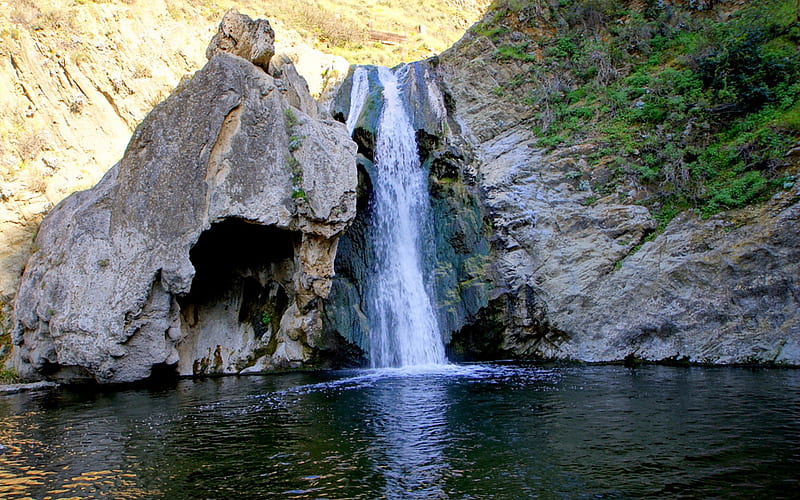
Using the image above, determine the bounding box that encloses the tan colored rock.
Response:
[0,1,213,322]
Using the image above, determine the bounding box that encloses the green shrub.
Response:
[705,171,769,213]
[491,0,800,218]
[0,369,19,385]
[496,43,536,61]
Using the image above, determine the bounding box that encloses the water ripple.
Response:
[0,364,798,498]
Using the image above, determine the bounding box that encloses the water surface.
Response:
[0,364,798,498]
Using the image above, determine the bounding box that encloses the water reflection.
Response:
[0,365,798,499]
[0,390,166,498]
[365,368,452,498]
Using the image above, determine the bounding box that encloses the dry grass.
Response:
[211,0,485,65]
[3,0,488,67]
[15,130,47,162]
[22,165,49,194]
[278,3,368,48]
[9,0,41,26]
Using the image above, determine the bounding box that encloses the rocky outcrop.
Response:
[12,14,358,384]
[561,196,800,364]
[206,9,275,71]
[0,3,209,318]
[434,28,800,365]
[0,3,353,339]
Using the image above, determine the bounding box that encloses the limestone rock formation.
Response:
[0,3,351,349]
[206,9,276,71]
[0,3,211,321]
[12,15,357,384]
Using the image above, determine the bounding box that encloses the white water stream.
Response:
[347,65,446,368]
[345,67,369,135]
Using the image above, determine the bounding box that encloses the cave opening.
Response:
[176,218,298,376]
[183,218,295,303]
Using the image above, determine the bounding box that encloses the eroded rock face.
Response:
[206,9,276,71]
[13,34,357,383]
[436,30,800,365]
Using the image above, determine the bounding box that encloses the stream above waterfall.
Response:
[1,364,798,498]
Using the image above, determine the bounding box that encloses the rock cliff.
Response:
[12,12,358,383]
[329,0,800,366]
[431,0,800,365]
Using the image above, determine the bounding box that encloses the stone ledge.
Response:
[0,381,59,395]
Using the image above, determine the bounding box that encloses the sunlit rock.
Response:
[12,19,358,383]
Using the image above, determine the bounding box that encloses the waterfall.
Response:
[347,65,446,368]
[345,67,369,135]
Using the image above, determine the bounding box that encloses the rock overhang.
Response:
[11,12,359,384]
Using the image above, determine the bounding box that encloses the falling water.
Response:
[345,67,369,135]
[348,65,446,368]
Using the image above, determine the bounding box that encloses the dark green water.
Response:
[0,364,798,499]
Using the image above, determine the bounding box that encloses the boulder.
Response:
[12,37,357,383]
[206,9,275,71]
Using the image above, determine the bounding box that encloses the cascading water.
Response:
[346,67,369,136]
[347,65,446,368]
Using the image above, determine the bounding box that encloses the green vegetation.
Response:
[475,0,800,224]
[496,42,537,61]
[284,107,299,129]
[0,305,16,378]
[284,107,307,200]
[0,368,19,384]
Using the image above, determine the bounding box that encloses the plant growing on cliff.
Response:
[0,304,15,373]
[0,369,19,385]
[481,0,800,223]
[284,108,308,199]
[496,43,536,61]
[284,107,299,129]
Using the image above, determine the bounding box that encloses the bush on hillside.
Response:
[476,0,800,223]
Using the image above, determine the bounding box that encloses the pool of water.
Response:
[0,363,798,498]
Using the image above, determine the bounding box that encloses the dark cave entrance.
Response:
[177,218,298,376]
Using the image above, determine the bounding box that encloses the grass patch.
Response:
[496,43,536,61]
[0,369,20,385]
